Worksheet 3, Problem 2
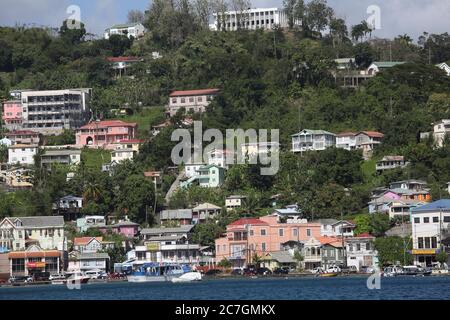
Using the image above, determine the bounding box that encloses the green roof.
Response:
[372,61,406,68]
[106,23,142,31]
[292,129,336,137]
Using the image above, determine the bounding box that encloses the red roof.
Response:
[337,132,357,137]
[228,217,268,227]
[169,88,220,97]
[358,131,384,138]
[79,120,137,130]
[74,237,103,246]
[353,232,374,239]
[144,171,162,177]
[6,130,40,136]
[106,56,142,63]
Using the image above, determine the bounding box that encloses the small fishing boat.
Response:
[127,263,188,283]
[171,271,203,283]
[52,272,90,285]
[319,273,338,277]
[382,265,403,277]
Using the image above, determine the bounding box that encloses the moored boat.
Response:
[171,271,203,283]
[127,263,188,283]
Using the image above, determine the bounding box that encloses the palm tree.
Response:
[83,182,102,202]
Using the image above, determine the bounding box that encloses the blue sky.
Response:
[0,0,449,40]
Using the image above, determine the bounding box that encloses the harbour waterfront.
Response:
[1,276,450,300]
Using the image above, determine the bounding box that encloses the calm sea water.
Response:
[0,276,449,300]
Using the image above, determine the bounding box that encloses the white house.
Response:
[225,195,247,211]
[207,149,234,169]
[111,148,136,163]
[0,216,66,251]
[366,61,406,75]
[355,131,384,159]
[211,7,298,31]
[0,137,12,147]
[184,163,205,178]
[8,144,38,165]
[240,142,280,160]
[291,129,336,153]
[376,156,409,172]
[436,62,450,76]
[432,119,450,148]
[345,233,379,272]
[104,23,146,40]
[336,132,357,150]
[410,199,450,267]
[315,219,355,237]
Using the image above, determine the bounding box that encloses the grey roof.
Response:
[42,149,81,156]
[371,61,405,68]
[146,235,186,242]
[192,203,221,211]
[160,209,193,220]
[11,216,64,228]
[273,208,301,216]
[60,195,83,201]
[226,195,247,199]
[267,251,296,263]
[79,252,110,260]
[389,188,430,196]
[141,225,194,235]
[390,179,427,185]
[112,221,139,227]
[311,219,339,225]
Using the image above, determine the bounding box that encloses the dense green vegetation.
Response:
[1,1,450,246]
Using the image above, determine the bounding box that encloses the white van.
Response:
[84,270,107,279]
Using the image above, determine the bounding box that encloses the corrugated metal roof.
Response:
[411,199,450,212]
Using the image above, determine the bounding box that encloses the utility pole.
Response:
[341,210,347,267]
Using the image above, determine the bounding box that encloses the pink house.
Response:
[215,215,321,268]
[75,120,138,148]
[98,221,139,238]
[2,101,23,130]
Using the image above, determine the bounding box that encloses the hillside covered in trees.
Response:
[1,0,450,239]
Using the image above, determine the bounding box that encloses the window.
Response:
[414,217,420,224]
[424,217,430,223]
[444,216,450,223]
[189,97,194,103]
[424,237,431,249]
[198,97,202,102]
[356,244,361,251]
[348,244,353,252]
[261,243,266,251]
[292,229,298,237]
[261,229,266,236]
[366,243,370,251]
[12,258,25,272]
[279,229,284,237]
[418,237,424,249]
[181,98,186,103]
[433,217,439,223]
[249,230,254,236]
[306,229,311,237]
[431,237,437,248]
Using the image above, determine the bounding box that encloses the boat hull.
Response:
[127,274,182,283]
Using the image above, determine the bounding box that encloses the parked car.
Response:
[310,267,325,274]
[273,267,289,275]
[361,266,375,274]
[30,272,50,282]
[205,269,223,276]
[256,268,272,276]
[339,265,357,274]
[8,276,32,283]
[326,266,341,273]
[243,267,257,276]
[231,269,243,276]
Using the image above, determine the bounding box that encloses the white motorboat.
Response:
[171,272,203,283]
[127,263,187,283]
